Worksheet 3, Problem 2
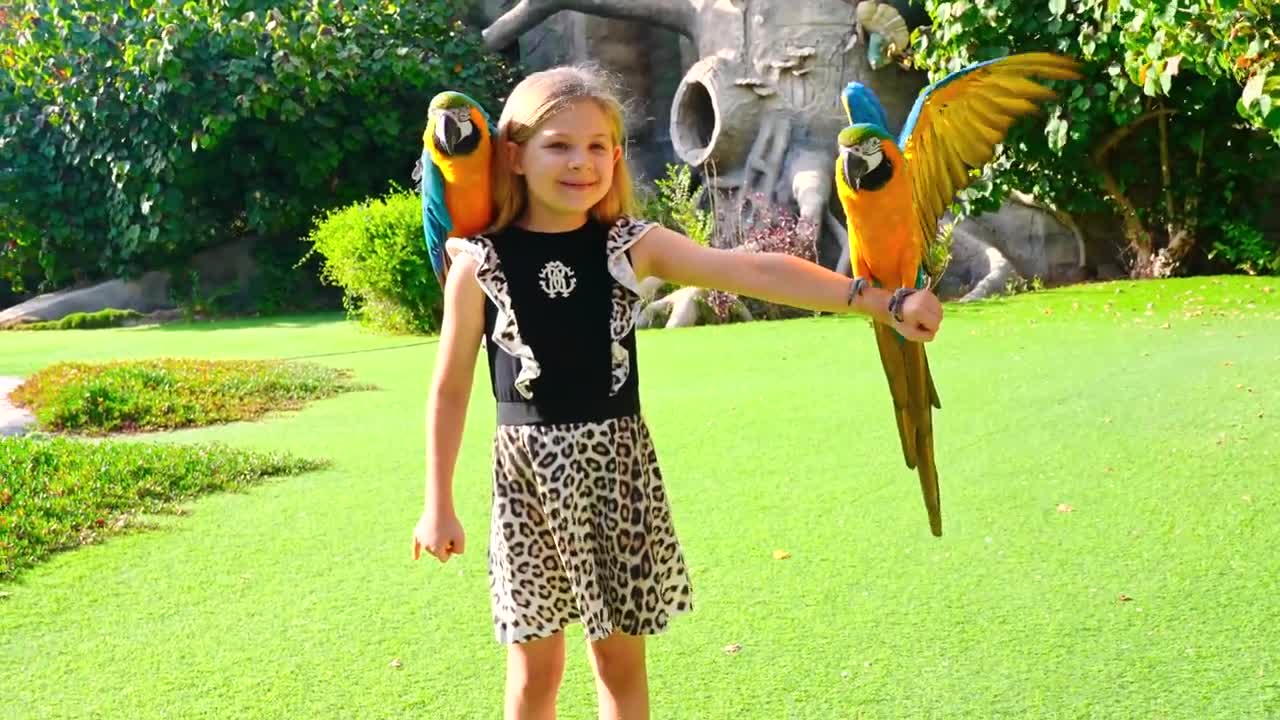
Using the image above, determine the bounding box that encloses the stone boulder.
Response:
[0,236,262,328]
[935,200,1087,302]
[0,271,173,329]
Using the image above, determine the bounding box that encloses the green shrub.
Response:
[16,308,143,331]
[0,0,517,295]
[305,188,441,335]
[0,435,327,582]
[636,163,715,246]
[1209,221,1280,275]
[12,358,367,434]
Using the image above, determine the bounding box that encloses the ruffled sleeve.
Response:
[604,216,662,395]
[446,235,542,399]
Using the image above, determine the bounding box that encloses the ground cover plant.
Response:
[11,358,368,434]
[0,436,326,582]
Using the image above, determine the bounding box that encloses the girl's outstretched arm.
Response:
[630,225,942,341]
[413,251,485,563]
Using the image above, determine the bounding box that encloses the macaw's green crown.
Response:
[430,91,477,111]
[839,124,895,148]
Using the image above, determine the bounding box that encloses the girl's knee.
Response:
[588,632,646,688]
[508,633,567,697]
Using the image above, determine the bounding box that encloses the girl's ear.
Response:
[506,141,524,175]
[612,145,622,165]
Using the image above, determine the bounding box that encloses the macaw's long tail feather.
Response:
[874,322,943,536]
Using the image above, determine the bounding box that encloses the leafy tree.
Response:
[915,0,1280,276]
[0,1,517,293]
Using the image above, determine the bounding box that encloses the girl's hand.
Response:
[892,289,943,342]
[412,506,465,563]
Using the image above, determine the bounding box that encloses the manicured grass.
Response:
[0,278,1276,719]
[0,436,327,582]
[12,357,367,434]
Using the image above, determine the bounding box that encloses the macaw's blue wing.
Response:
[418,147,452,288]
[842,81,892,131]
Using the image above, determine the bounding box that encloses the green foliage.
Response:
[304,188,440,334]
[1003,273,1046,296]
[15,308,142,330]
[1210,220,1280,274]
[915,0,1280,275]
[0,435,326,582]
[11,358,365,434]
[0,0,517,294]
[167,270,239,322]
[637,163,715,245]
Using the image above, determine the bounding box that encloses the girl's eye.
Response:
[547,142,568,149]
[591,144,607,151]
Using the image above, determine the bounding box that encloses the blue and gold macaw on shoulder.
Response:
[412,91,497,288]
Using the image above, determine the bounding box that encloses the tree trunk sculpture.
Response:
[483,0,929,270]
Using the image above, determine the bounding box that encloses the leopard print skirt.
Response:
[488,414,693,644]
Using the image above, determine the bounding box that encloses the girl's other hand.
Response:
[894,290,943,342]
[412,506,466,563]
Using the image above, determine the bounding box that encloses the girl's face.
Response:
[510,99,622,226]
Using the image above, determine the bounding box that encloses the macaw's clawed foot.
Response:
[847,276,870,305]
[888,287,919,323]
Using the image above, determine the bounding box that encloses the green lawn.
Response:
[1,278,1278,719]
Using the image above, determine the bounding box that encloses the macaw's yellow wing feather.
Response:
[898,52,1083,266]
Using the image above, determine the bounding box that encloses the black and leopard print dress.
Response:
[446,216,693,645]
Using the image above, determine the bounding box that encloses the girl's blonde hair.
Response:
[489,64,635,232]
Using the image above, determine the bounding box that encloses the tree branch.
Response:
[482,0,696,50]
[1091,108,1176,272]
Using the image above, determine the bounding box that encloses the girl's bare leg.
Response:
[586,632,649,720]
[506,631,566,720]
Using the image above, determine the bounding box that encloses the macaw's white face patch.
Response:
[857,137,885,173]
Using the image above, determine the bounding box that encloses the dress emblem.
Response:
[539,260,577,298]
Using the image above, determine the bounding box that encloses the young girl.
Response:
[412,65,943,720]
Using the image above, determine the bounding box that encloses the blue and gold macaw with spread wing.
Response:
[835,52,1083,536]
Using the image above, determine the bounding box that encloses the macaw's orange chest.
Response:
[842,162,923,289]
[437,147,493,238]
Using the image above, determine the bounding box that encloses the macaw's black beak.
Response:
[843,151,868,190]
[435,114,462,155]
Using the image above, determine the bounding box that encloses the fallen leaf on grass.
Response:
[1056,504,1074,513]
[724,643,742,654]
[389,658,403,669]
[772,549,791,560]
[1118,594,1133,602]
